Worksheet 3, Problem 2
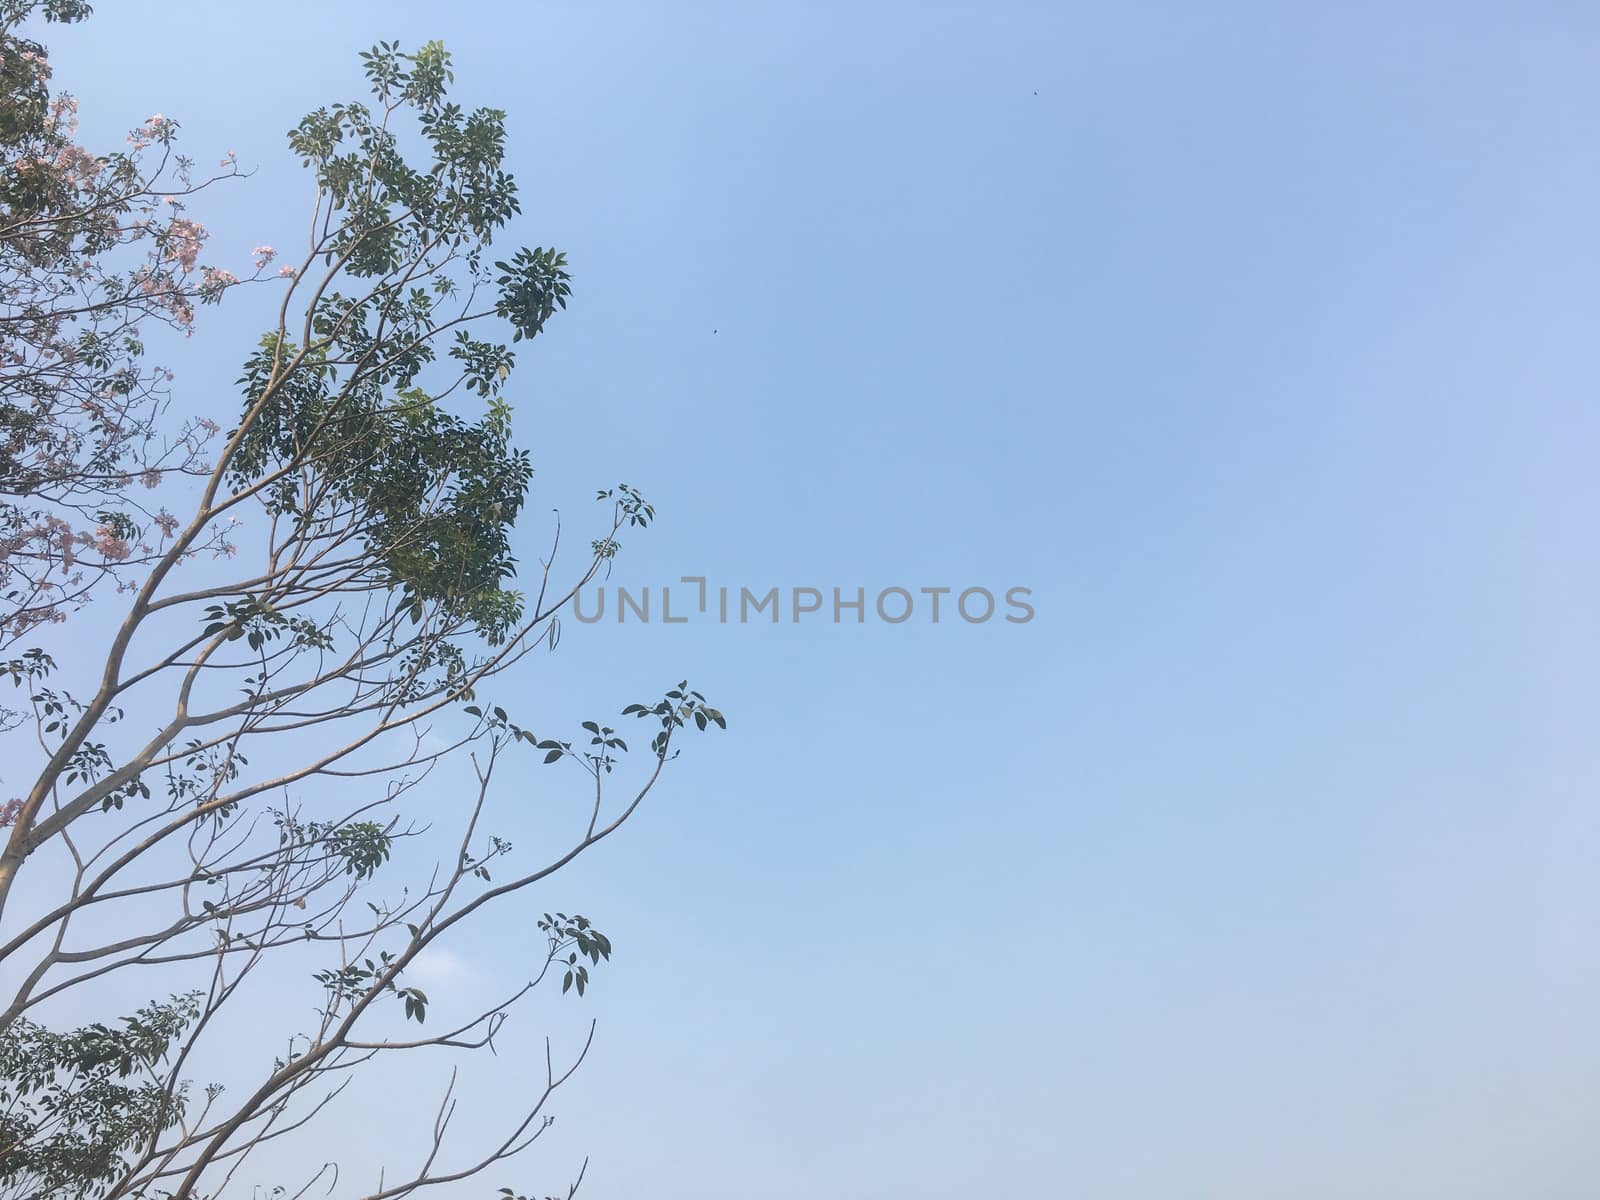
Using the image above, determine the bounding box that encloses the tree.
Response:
[0,24,722,1200]
[0,0,259,655]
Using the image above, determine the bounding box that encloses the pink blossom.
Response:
[49,95,79,137]
[92,525,130,562]
[278,264,297,278]
[54,144,98,188]
[167,218,206,272]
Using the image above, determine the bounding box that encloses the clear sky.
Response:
[39,1,1600,1196]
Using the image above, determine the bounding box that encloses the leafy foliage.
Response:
[538,912,613,997]
[0,995,201,1200]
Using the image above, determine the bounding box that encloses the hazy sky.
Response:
[37,2,1600,1197]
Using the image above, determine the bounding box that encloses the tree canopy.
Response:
[0,10,721,1198]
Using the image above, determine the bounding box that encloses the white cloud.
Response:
[407,945,476,989]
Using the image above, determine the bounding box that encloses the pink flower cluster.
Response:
[167,218,206,272]
[14,515,132,571]
[48,94,78,137]
[133,267,196,330]
[18,48,50,79]
[126,113,172,152]
[92,524,132,562]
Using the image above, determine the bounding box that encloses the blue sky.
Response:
[40,2,1600,1196]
